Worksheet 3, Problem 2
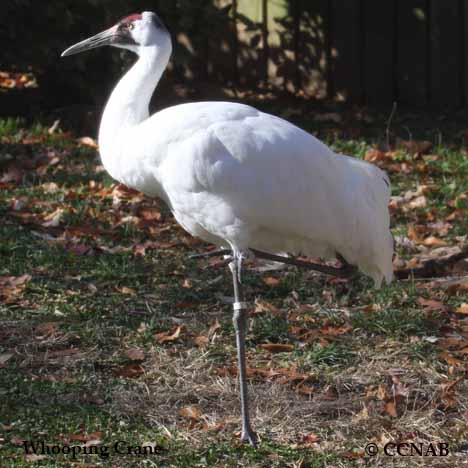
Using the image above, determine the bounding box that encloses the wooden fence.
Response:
[197,0,468,107]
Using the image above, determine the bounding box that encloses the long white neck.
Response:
[98,44,170,170]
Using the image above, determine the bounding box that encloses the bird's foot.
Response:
[240,426,258,448]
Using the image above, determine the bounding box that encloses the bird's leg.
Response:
[229,253,257,447]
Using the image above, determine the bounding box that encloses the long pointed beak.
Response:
[61,27,116,57]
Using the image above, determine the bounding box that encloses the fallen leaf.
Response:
[300,432,320,444]
[194,335,209,348]
[398,139,432,155]
[115,364,145,378]
[0,353,13,367]
[154,325,184,344]
[408,195,427,210]
[118,286,136,295]
[179,406,202,421]
[25,454,47,462]
[207,319,221,338]
[254,299,281,315]
[456,303,468,314]
[423,236,447,247]
[35,322,59,338]
[439,352,465,367]
[296,383,315,395]
[78,136,98,149]
[407,226,421,245]
[385,401,398,417]
[11,437,26,446]
[319,325,352,336]
[42,208,64,228]
[125,348,145,362]
[69,431,104,442]
[85,439,103,447]
[138,208,162,222]
[341,451,366,459]
[417,297,449,313]
[182,279,192,289]
[260,343,294,353]
[263,276,280,287]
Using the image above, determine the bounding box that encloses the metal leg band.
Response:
[233,301,250,310]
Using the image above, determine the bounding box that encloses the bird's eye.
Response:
[128,23,134,31]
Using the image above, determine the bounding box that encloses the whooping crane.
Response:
[62,11,393,446]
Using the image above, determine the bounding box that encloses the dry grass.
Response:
[0,116,467,466]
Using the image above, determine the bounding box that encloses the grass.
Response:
[0,114,467,467]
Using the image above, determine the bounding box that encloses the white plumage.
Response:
[104,100,393,286]
[62,11,393,445]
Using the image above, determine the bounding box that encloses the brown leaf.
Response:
[179,406,202,421]
[408,195,427,210]
[0,353,14,368]
[138,208,162,222]
[296,383,315,395]
[182,279,192,289]
[423,236,447,247]
[407,224,422,242]
[78,136,98,149]
[42,208,65,228]
[174,302,196,309]
[376,385,388,401]
[385,401,398,417]
[69,431,104,442]
[194,335,209,348]
[66,243,92,256]
[398,139,432,155]
[154,325,184,344]
[456,303,468,314]
[117,286,136,295]
[300,432,320,445]
[115,364,145,378]
[364,149,388,162]
[439,351,465,367]
[263,276,280,287]
[319,325,352,336]
[260,343,294,353]
[0,274,31,287]
[11,437,26,446]
[25,454,47,462]
[1,167,23,183]
[417,297,449,313]
[341,451,366,459]
[35,322,59,338]
[207,319,221,338]
[125,348,145,362]
[438,337,468,349]
[254,299,281,315]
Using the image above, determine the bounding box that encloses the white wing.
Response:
[118,102,393,287]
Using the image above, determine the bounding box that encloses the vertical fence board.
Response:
[266,0,296,91]
[203,0,468,108]
[430,1,461,107]
[207,0,238,84]
[397,0,428,105]
[330,0,361,103]
[236,0,266,86]
[297,0,330,97]
[363,0,395,105]
[460,0,468,106]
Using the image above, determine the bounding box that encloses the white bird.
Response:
[62,11,393,446]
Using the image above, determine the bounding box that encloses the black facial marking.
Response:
[114,22,138,46]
